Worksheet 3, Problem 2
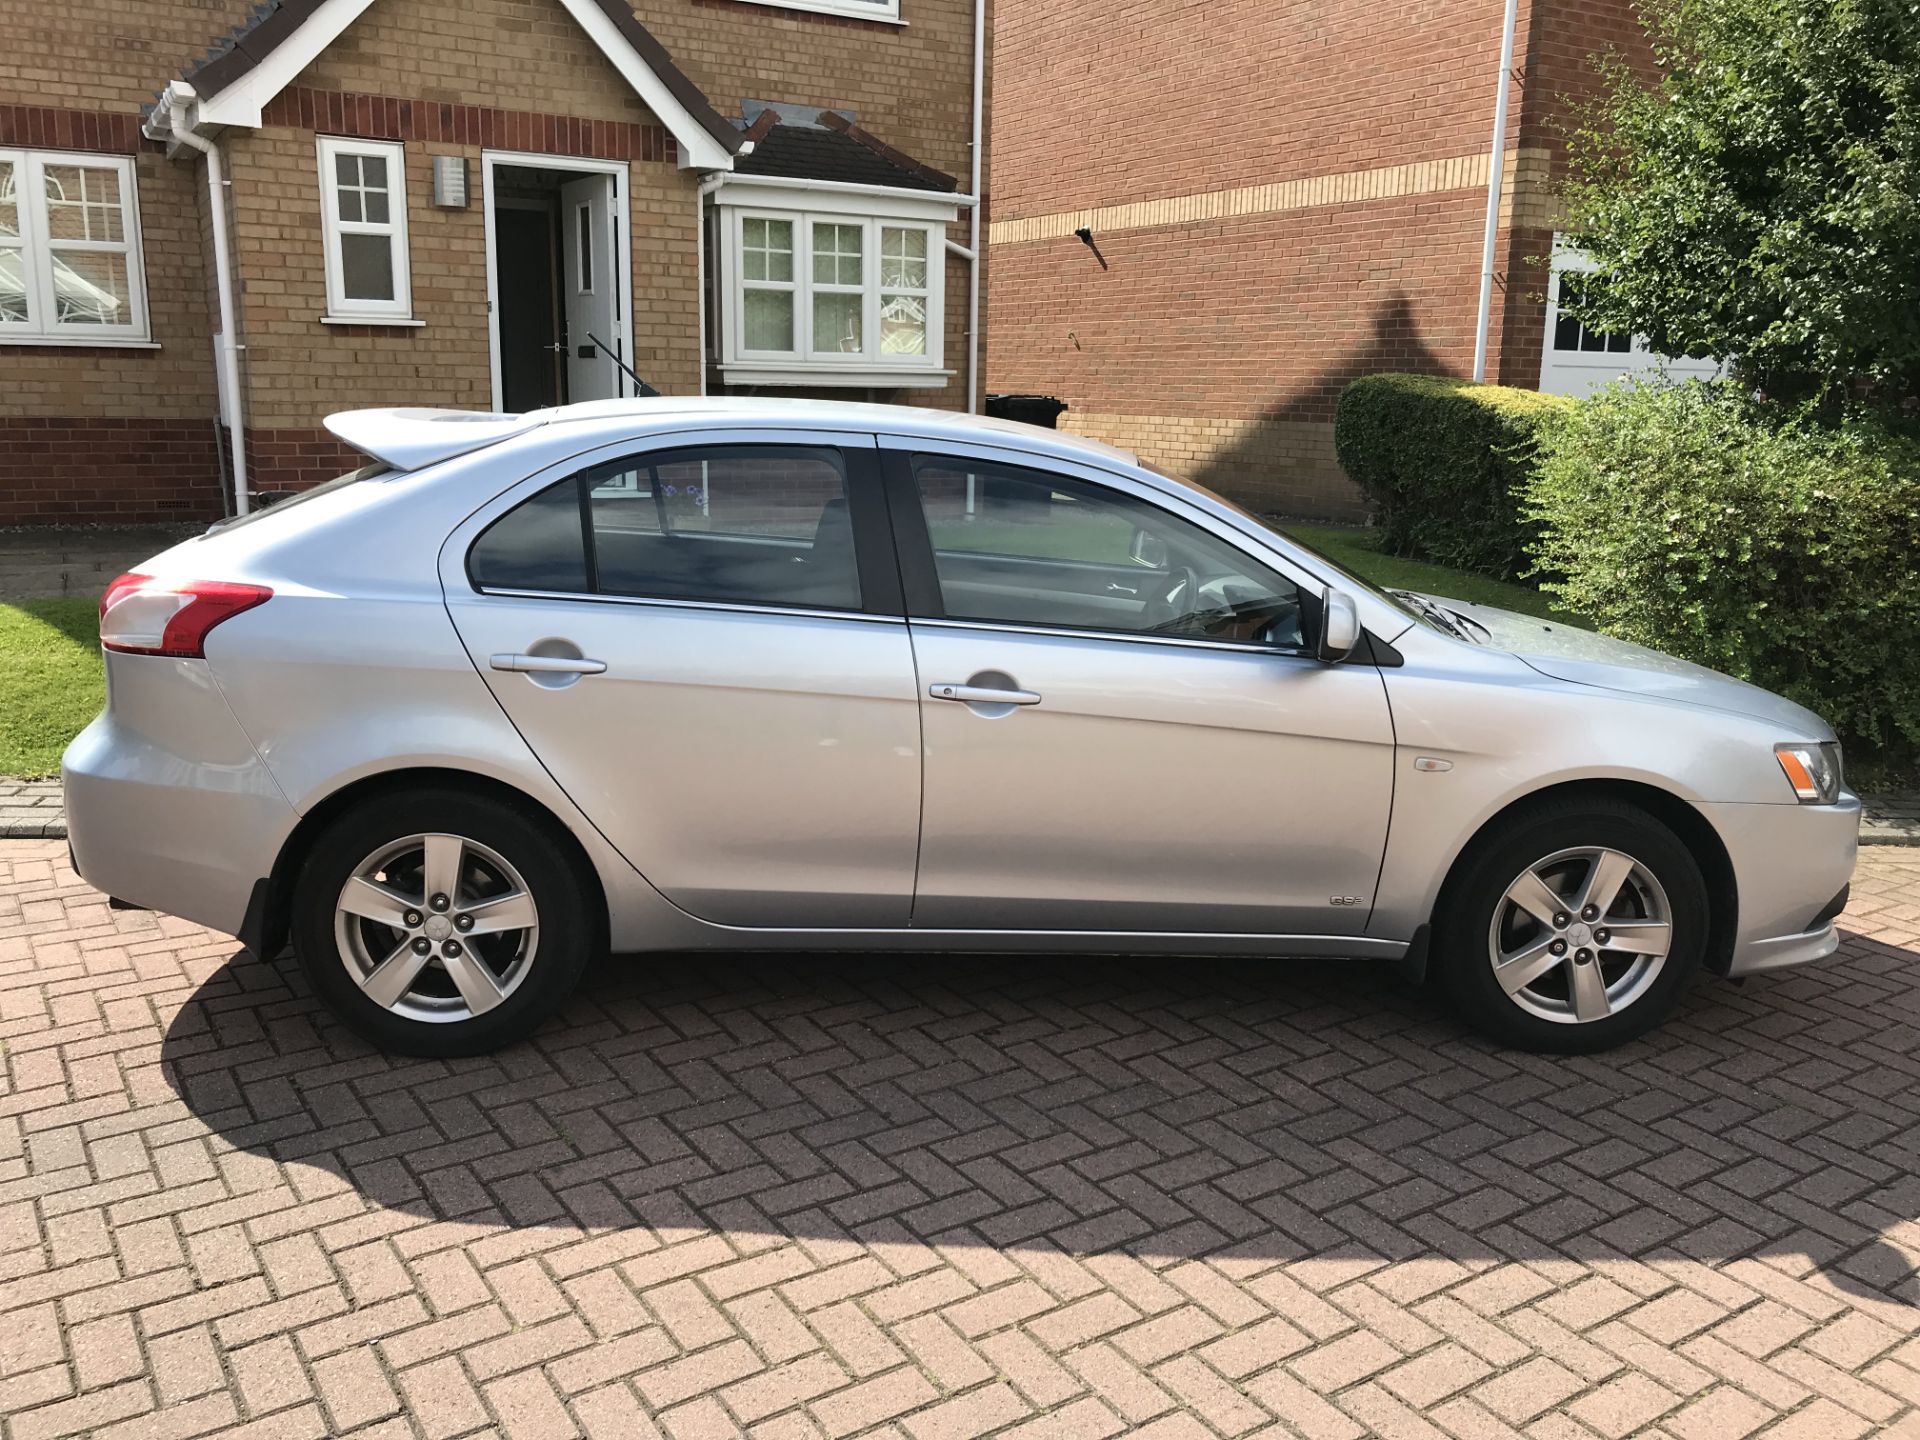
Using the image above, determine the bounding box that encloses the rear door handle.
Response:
[929,683,1041,706]
[490,653,607,675]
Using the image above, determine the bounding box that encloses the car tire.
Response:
[290,787,599,1057]
[1433,797,1709,1054]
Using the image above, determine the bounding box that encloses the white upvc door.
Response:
[560,173,620,401]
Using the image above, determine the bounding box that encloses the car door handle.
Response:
[490,653,607,675]
[929,682,1041,706]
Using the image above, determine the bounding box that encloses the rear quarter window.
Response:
[467,481,589,592]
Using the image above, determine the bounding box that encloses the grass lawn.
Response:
[1287,524,1584,625]
[0,598,103,780]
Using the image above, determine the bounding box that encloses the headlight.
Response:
[1774,742,1843,804]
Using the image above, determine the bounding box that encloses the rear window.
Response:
[204,463,390,534]
[468,444,861,612]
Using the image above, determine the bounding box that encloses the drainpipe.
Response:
[156,83,250,516]
[695,173,726,396]
[1471,0,1520,384]
[964,0,986,413]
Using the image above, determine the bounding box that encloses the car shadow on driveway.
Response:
[158,934,1920,1309]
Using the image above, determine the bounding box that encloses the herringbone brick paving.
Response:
[4,840,1920,1440]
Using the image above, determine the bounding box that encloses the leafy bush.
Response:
[1561,0,1920,413]
[1527,380,1920,749]
[1334,373,1572,581]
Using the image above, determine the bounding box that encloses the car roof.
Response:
[324,397,1139,474]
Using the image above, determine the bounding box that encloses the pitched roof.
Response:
[180,0,739,160]
[734,109,958,193]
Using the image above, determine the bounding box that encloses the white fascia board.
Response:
[556,0,735,170]
[197,0,379,129]
[712,177,963,223]
[191,0,736,172]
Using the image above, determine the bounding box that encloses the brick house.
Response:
[985,0,1713,519]
[0,0,987,524]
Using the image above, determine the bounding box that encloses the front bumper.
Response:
[63,656,298,939]
[1696,795,1861,978]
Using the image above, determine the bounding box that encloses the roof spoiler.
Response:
[323,407,549,471]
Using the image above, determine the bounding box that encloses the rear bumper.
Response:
[1696,796,1860,978]
[62,657,298,940]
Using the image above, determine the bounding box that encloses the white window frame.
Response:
[737,214,800,360]
[730,0,902,23]
[0,148,151,346]
[317,135,412,322]
[717,188,954,388]
[1538,237,1720,398]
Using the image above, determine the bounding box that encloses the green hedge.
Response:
[1527,381,1920,750]
[1333,373,1572,581]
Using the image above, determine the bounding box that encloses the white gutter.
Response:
[150,82,250,516]
[1471,0,1520,384]
[964,0,985,413]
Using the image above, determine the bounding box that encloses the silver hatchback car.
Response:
[64,398,1859,1057]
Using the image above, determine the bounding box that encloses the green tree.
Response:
[1561,0,1920,413]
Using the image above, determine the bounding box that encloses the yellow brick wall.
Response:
[650,0,979,186]
[0,2,261,112]
[0,150,215,422]
[2,0,985,453]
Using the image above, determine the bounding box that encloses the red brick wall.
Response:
[987,0,1647,517]
[248,428,370,495]
[991,0,1537,226]
[0,419,223,525]
[1496,0,1656,387]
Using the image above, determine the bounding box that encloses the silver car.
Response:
[64,398,1859,1057]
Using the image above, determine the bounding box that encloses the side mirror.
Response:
[1317,588,1361,663]
[1128,527,1170,569]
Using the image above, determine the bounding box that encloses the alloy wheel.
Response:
[332,832,539,1024]
[1486,846,1672,1025]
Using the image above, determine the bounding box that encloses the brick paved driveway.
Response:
[5,841,1920,1440]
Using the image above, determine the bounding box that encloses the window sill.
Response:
[726,0,905,23]
[721,361,951,389]
[320,315,426,327]
[0,335,159,349]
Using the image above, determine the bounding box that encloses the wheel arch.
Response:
[1424,778,1739,981]
[238,767,610,961]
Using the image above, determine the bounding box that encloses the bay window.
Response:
[0,149,150,345]
[718,190,954,387]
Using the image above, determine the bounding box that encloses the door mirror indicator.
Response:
[1317,588,1361,663]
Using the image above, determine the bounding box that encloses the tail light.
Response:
[99,573,273,659]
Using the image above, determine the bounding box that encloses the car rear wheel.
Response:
[1434,798,1709,1053]
[291,789,598,1056]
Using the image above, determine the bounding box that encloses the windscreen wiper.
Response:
[1389,590,1475,643]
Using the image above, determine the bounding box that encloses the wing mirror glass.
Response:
[1317,587,1361,663]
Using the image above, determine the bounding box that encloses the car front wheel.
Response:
[1435,798,1709,1053]
[290,788,598,1056]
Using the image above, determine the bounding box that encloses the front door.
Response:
[442,434,921,927]
[560,173,619,401]
[494,205,561,412]
[886,444,1397,935]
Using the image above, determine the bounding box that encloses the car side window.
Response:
[908,455,1304,647]
[470,445,861,612]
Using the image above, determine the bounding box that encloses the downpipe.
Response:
[1471,0,1520,384]
[154,82,251,517]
